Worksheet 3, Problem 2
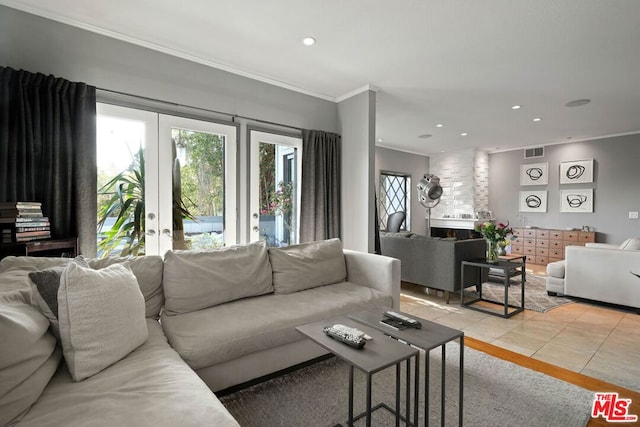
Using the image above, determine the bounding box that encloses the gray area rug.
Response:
[476,273,574,313]
[219,343,592,426]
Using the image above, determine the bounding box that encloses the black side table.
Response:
[460,257,526,318]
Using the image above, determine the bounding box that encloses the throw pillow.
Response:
[28,256,89,338]
[162,241,273,315]
[268,238,347,294]
[88,256,164,319]
[58,262,148,382]
[0,289,62,425]
[619,237,640,250]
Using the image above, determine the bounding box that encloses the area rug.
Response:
[219,343,593,426]
[477,273,574,313]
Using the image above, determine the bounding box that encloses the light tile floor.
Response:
[399,266,640,392]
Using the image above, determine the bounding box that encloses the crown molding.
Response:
[336,85,379,103]
[0,1,337,102]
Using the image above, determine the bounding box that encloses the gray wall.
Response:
[1,6,360,245]
[375,147,430,235]
[0,6,338,133]
[339,90,376,252]
[489,134,640,243]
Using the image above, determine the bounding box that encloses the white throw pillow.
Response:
[619,237,640,250]
[58,262,148,381]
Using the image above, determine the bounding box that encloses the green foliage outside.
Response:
[97,131,292,256]
[97,147,146,256]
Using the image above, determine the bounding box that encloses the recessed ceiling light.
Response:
[377,138,383,142]
[511,105,522,110]
[461,132,468,136]
[533,117,542,122]
[418,134,432,139]
[565,99,591,107]
[302,37,316,46]
[436,124,444,128]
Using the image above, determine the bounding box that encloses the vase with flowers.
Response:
[474,221,514,262]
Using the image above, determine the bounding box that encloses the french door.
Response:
[249,129,302,246]
[97,104,237,256]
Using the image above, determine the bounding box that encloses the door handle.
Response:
[146,229,156,236]
[253,226,259,232]
[162,229,173,238]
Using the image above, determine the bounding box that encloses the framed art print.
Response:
[560,159,594,184]
[560,189,593,213]
[519,191,547,212]
[520,162,549,186]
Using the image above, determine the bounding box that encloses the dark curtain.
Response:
[0,67,97,256]
[374,192,381,254]
[299,129,341,242]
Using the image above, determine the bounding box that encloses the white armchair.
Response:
[562,243,640,309]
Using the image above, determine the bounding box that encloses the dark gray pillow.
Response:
[28,256,89,337]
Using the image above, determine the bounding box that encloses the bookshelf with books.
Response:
[0,201,51,243]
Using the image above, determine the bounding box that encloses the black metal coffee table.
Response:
[460,257,526,318]
[297,316,419,427]
[349,309,464,427]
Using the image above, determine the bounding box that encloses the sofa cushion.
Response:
[0,288,62,426]
[16,320,239,427]
[619,237,640,250]
[1,255,164,319]
[161,281,392,369]
[58,262,148,381]
[28,256,90,338]
[89,256,164,319]
[546,260,566,278]
[163,241,273,315]
[268,238,347,294]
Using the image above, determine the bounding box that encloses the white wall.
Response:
[375,147,430,235]
[338,90,376,252]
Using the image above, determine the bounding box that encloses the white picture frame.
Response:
[560,159,594,184]
[519,191,547,212]
[520,162,549,186]
[560,189,593,213]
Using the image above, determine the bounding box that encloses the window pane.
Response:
[172,128,225,250]
[258,142,297,247]
[96,115,146,257]
[379,173,410,230]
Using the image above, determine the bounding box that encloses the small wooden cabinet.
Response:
[0,237,78,260]
[511,228,595,266]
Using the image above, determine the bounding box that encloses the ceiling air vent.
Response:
[524,147,544,159]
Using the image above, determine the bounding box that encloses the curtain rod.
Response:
[96,87,304,132]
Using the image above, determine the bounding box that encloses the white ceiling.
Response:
[4,0,640,155]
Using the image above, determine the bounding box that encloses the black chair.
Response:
[386,211,406,232]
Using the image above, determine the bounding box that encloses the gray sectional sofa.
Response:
[0,238,399,426]
[380,232,486,303]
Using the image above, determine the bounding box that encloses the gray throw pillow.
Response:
[0,289,62,425]
[163,241,273,315]
[28,256,90,338]
[268,238,347,294]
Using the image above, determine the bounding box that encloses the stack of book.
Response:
[0,202,51,243]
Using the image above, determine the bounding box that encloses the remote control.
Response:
[383,311,422,329]
[323,324,367,349]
